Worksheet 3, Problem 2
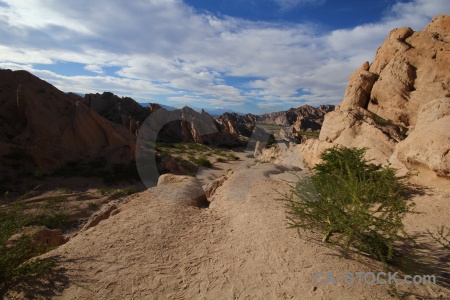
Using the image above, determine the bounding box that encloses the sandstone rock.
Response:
[203,174,230,199]
[424,14,450,39]
[299,15,450,172]
[256,142,306,169]
[298,138,332,168]
[339,62,378,110]
[368,16,450,125]
[154,174,209,207]
[392,98,450,177]
[81,202,120,232]
[254,141,265,157]
[301,108,397,166]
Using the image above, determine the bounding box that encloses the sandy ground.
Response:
[6,153,450,299]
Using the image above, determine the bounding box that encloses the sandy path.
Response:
[9,158,450,299]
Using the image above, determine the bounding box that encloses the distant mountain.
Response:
[66,92,85,97]
[139,102,177,111]
[197,107,245,117]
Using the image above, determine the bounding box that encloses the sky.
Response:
[0,0,449,114]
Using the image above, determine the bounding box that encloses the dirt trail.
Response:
[8,157,450,299]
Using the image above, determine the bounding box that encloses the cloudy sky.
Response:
[0,0,448,114]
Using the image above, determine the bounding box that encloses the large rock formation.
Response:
[257,104,335,132]
[146,106,245,146]
[84,92,152,136]
[300,15,450,178]
[0,70,136,176]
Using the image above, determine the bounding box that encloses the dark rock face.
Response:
[0,70,136,177]
[143,106,244,146]
[257,104,335,131]
[84,92,152,136]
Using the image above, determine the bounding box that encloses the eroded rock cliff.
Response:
[0,70,136,176]
[300,15,450,178]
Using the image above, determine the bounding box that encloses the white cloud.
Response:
[84,64,103,74]
[272,0,325,11]
[0,0,449,112]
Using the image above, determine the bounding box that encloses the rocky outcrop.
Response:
[339,62,378,110]
[299,15,450,178]
[154,174,209,207]
[255,142,306,169]
[391,98,450,177]
[257,104,335,132]
[0,70,136,176]
[215,112,256,138]
[80,201,120,232]
[85,92,151,136]
[144,106,244,146]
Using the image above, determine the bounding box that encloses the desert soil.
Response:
[6,152,450,299]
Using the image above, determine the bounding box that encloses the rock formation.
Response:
[84,92,152,136]
[257,104,335,132]
[299,15,450,178]
[0,70,136,177]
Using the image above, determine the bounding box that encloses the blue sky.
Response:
[0,0,448,114]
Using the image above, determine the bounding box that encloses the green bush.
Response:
[195,157,212,168]
[285,146,414,264]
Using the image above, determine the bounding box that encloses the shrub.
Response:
[195,157,212,168]
[216,157,227,163]
[284,146,414,264]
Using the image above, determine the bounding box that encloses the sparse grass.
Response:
[298,131,320,137]
[76,194,93,201]
[111,186,138,199]
[228,154,240,161]
[194,157,212,168]
[87,202,99,210]
[43,196,68,209]
[98,187,113,196]
[216,157,227,163]
[98,186,138,200]
[17,185,41,201]
[373,115,393,126]
[0,190,71,289]
[246,154,255,158]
